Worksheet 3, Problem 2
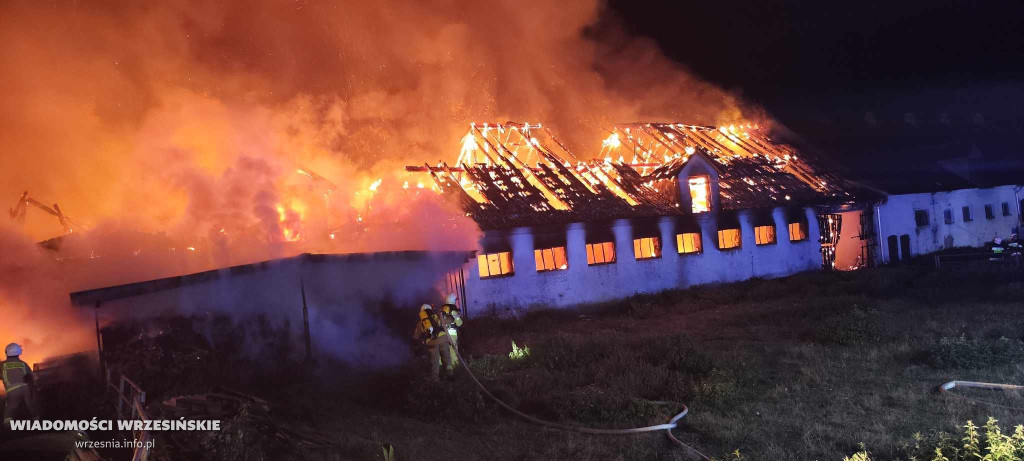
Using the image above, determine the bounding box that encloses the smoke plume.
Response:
[0,222,95,382]
[0,0,756,363]
[1,0,751,247]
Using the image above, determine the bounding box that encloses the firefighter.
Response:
[413,304,454,381]
[3,343,40,428]
[440,293,464,366]
[992,237,1005,254]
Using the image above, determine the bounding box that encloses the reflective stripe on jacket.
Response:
[2,359,31,392]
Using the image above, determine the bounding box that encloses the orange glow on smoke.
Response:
[0,0,764,369]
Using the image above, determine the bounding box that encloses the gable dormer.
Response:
[676,152,722,214]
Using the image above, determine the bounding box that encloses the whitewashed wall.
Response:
[873,185,1023,263]
[463,207,822,314]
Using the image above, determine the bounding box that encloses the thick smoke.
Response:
[0,0,750,246]
[0,222,95,382]
[0,0,756,363]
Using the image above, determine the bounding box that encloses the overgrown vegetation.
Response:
[98,266,1024,460]
[847,418,1024,460]
[434,267,1024,460]
[930,335,1024,369]
[817,305,883,345]
[507,333,713,424]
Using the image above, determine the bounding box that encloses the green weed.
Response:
[930,335,1024,369]
[817,306,883,345]
[862,418,1024,460]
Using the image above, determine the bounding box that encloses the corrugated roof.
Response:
[69,251,475,306]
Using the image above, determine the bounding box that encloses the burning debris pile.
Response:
[408,122,865,229]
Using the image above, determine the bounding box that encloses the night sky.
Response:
[606,0,1024,192]
[610,1,1024,96]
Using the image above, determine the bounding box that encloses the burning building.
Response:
[406,122,873,313]
[406,122,1024,313]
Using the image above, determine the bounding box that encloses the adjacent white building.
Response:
[872,185,1023,264]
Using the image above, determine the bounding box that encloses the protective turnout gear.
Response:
[440,294,464,366]
[2,356,31,392]
[418,304,436,338]
[416,304,450,342]
[4,343,21,357]
[2,355,39,427]
[413,304,453,381]
[3,386,40,427]
[440,305,462,328]
[425,334,454,381]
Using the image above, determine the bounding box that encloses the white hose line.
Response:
[938,380,1024,412]
[455,349,710,459]
[939,380,1024,393]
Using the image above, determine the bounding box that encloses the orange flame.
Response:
[275,199,306,242]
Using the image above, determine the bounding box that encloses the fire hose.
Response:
[453,349,710,460]
[938,380,1024,393]
[938,380,1024,412]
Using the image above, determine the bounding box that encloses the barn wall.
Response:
[84,253,467,365]
[873,185,1023,264]
[464,207,823,314]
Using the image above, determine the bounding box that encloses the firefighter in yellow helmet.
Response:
[413,304,454,381]
[3,343,40,428]
[439,293,464,366]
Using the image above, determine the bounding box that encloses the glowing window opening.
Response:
[633,237,662,260]
[754,225,776,245]
[478,252,514,279]
[717,229,741,250]
[688,176,711,213]
[788,222,808,241]
[534,247,568,272]
[676,232,702,254]
[586,242,616,265]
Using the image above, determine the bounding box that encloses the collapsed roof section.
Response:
[407,122,866,230]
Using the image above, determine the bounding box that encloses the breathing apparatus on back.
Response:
[419,304,446,341]
[440,293,463,333]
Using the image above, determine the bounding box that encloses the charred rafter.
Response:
[406,122,870,230]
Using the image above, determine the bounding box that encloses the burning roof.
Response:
[407,122,867,230]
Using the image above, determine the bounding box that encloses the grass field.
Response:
[227,267,1024,460]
